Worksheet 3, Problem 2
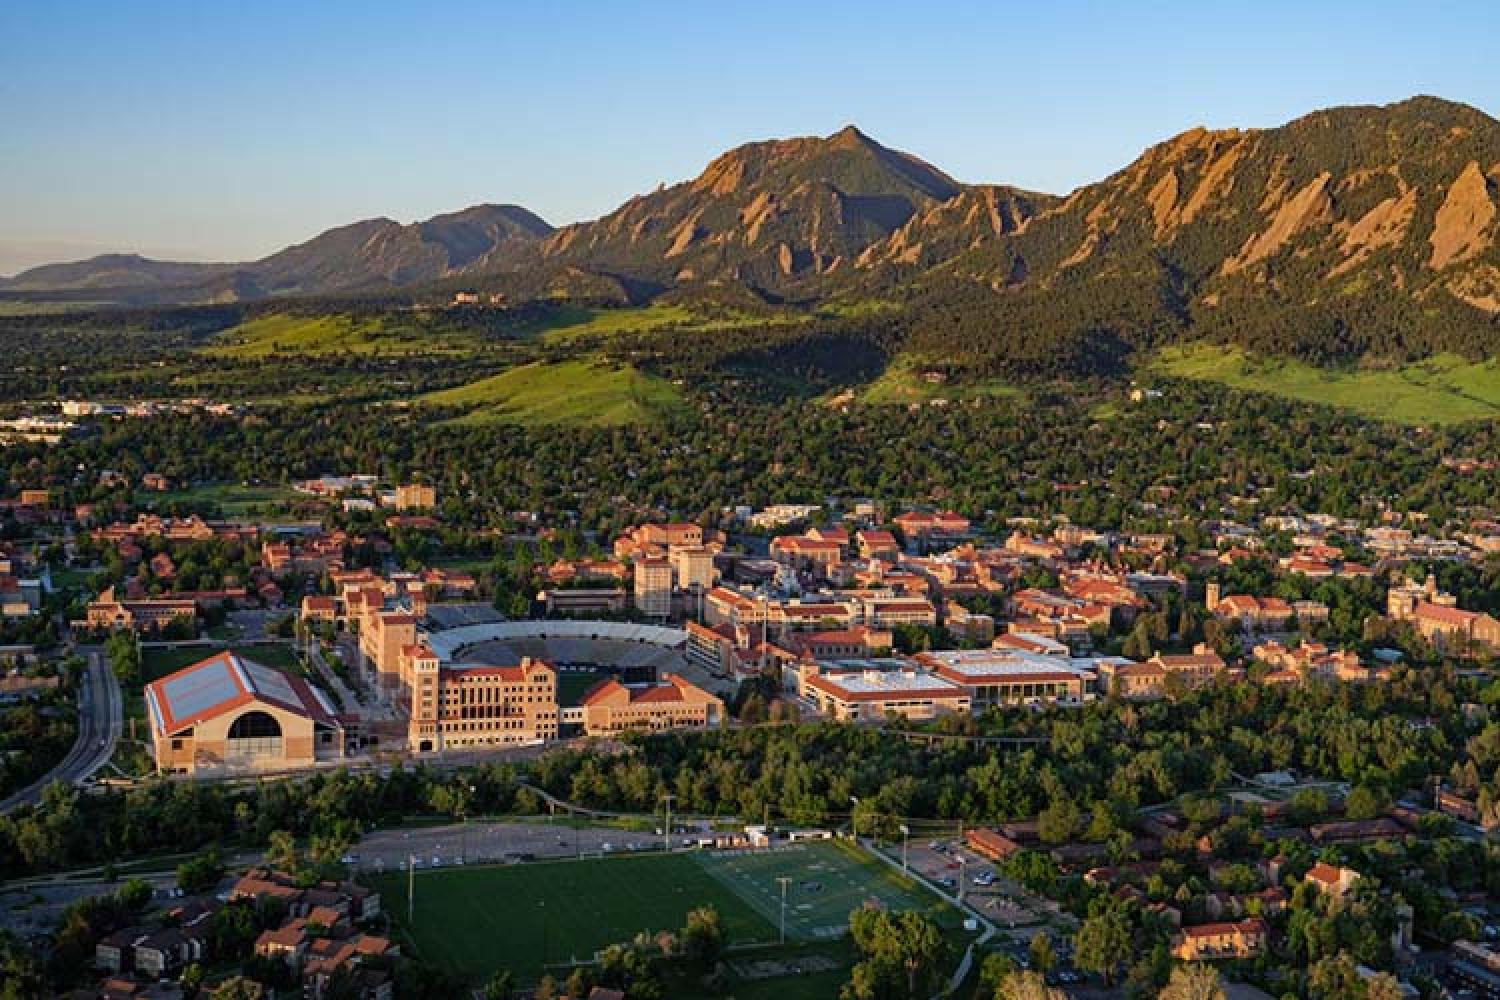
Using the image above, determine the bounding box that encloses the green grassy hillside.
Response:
[532,303,798,344]
[837,357,1022,406]
[1152,344,1500,425]
[209,313,472,358]
[420,359,686,426]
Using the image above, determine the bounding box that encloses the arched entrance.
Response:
[226,710,283,762]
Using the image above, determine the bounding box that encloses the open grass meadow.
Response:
[419,358,686,427]
[374,840,954,987]
[846,356,1023,406]
[528,303,802,345]
[208,313,477,358]
[1152,343,1500,425]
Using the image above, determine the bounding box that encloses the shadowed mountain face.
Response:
[8,98,1500,363]
[896,96,1500,360]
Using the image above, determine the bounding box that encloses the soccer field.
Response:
[696,840,950,941]
[376,852,773,982]
[374,840,950,983]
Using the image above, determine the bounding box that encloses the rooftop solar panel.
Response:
[242,658,300,708]
[160,656,240,721]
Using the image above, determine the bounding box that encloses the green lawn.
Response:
[372,840,956,986]
[375,853,774,982]
[420,359,686,427]
[530,304,799,345]
[208,313,475,358]
[847,357,1023,406]
[147,481,304,517]
[1152,343,1500,425]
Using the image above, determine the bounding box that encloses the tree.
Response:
[1037,797,1081,845]
[1158,964,1225,1000]
[995,969,1064,1000]
[845,907,946,1000]
[104,631,140,686]
[1027,933,1055,975]
[177,847,224,894]
[1074,908,1131,986]
[680,906,726,965]
[211,978,265,1000]
[266,830,300,873]
[483,969,514,1000]
[118,877,153,911]
[1364,973,1405,1000]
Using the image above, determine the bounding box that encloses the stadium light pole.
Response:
[776,876,792,945]
[407,854,415,925]
[662,793,675,853]
[849,796,860,841]
[900,823,910,872]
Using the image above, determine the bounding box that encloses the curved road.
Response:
[0,651,123,814]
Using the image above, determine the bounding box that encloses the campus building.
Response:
[80,587,197,633]
[145,651,345,774]
[798,659,971,722]
[575,674,723,734]
[404,648,558,752]
[914,648,1094,707]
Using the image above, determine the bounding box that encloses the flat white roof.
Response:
[922,648,1092,679]
[814,669,966,697]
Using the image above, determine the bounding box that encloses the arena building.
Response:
[145,651,345,774]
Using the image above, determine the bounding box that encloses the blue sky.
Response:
[3,0,1498,273]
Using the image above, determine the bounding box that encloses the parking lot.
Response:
[352,819,706,874]
[889,836,1086,985]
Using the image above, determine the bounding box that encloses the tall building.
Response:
[393,483,436,511]
[634,558,673,617]
[669,546,716,593]
[404,651,558,753]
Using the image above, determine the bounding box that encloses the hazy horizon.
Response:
[4,0,1499,275]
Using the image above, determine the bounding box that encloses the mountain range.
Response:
[6,96,1499,361]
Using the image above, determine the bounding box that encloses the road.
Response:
[0,652,123,814]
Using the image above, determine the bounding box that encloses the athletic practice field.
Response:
[374,839,948,983]
[696,840,946,941]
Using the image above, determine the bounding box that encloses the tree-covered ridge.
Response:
[9,97,1496,377]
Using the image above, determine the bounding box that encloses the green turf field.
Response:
[696,841,954,940]
[555,668,611,707]
[376,852,773,981]
[1152,343,1500,425]
[419,358,686,427]
[147,481,304,517]
[373,840,951,983]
